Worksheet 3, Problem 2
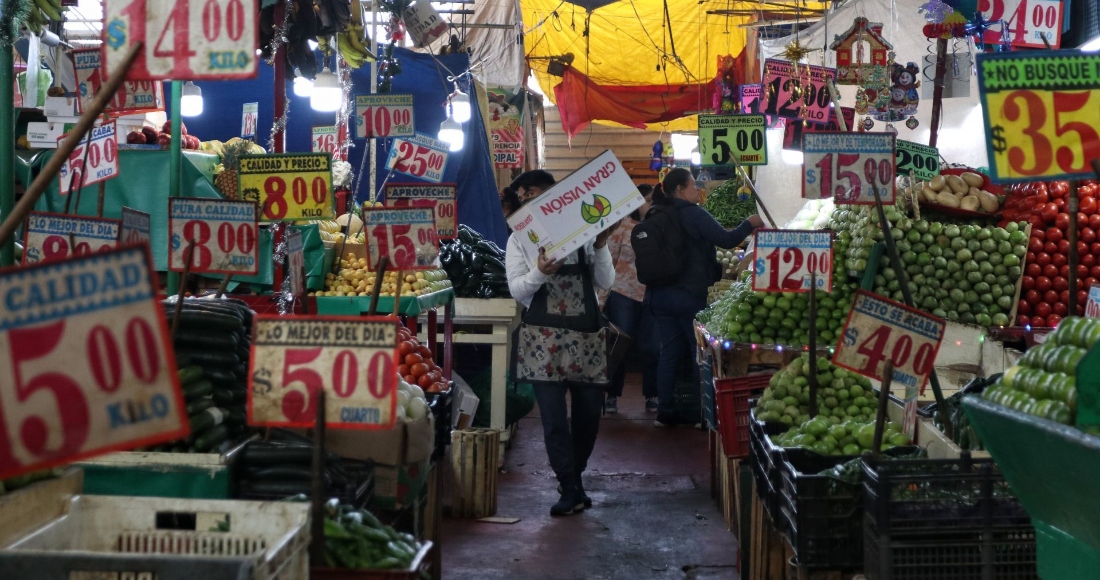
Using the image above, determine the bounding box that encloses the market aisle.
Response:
[441,375,739,579]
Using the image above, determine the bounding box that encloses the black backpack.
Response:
[630,205,685,287]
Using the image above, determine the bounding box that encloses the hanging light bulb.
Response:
[293,69,313,97]
[180,81,203,116]
[438,113,464,152]
[781,149,804,165]
[449,85,471,123]
[311,67,341,112]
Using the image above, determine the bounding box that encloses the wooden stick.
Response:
[872,361,894,458]
[392,270,404,317]
[928,38,948,148]
[0,43,142,246]
[826,80,848,132]
[215,273,233,299]
[368,257,389,315]
[170,241,196,339]
[735,165,777,227]
[96,181,106,218]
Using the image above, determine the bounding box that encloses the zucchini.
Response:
[203,367,238,387]
[242,442,314,465]
[181,380,214,401]
[193,424,229,451]
[248,465,325,483]
[241,480,311,498]
[174,330,239,351]
[175,353,194,369]
[189,406,226,433]
[212,389,243,406]
[163,310,243,333]
[177,300,245,321]
[174,348,240,369]
[186,397,216,416]
[225,409,247,425]
[178,366,204,387]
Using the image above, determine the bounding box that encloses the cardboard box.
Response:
[319,412,435,466]
[44,96,77,119]
[325,241,368,261]
[371,459,431,510]
[26,121,73,149]
[451,374,479,430]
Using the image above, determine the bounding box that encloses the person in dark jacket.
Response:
[645,168,764,427]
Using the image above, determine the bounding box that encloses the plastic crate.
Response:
[715,373,773,458]
[311,541,433,579]
[778,449,863,570]
[700,352,717,430]
[0,494,309,580]
[748,418,790,519]
[864,518,1037,580]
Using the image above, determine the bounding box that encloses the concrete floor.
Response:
[441,375,740,579]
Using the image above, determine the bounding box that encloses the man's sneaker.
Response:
[550,486,584,516]
[604,396,618,414]
[645,397,658,413]
[559,480,593,508]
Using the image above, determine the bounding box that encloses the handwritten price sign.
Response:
[1086,285,1100,318]
[385,132,449,183]
[0,245,188,481]
[103,0,258,80]
[168,197,258,275]
[834,290,946,393]
[248,316,398,429]
[979,0,1063,49]
[384,182,458,240]
[782,106,855,151]
[740,84,784,129]
[362,206,439,271]
[698,114,767,167]
[978,51,1100,183]
[241,102,258,139]
[239,153,333,221]
[803,132,896,205]
[355,94,414,139]
[895,140,941,182]
[763,60,838,123]
[752,229,833,293]
[23,212,120,265]
[287,228,305,298]
[72,49,164,114]
[58,122,120,195]
[120,207,151,246]
[312,126,338,154]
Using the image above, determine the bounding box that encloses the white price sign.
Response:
[168,198,259,275]
[0,245,188,481]
[803,132,896,205]
[1086,285,1100,318]
[58,123,120,195]
[120,207,151,246]
[752,229,834,293]
[979,0,1064,49]
[103,0,259,80]
[23,212,120,265]
[248,316,399,429]
[355,94,414,139]
[384,183,458,240]
[362,206,439,271]
[312,126,338,154]
[287,228,305,298]
[72,49,164,114]
[241,102,258,139]
[385,132,449,183]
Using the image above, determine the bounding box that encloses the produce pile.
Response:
[395,322,449,395]
[125,121,203,149]
[773,417,912,456]
[439,225,510,299]
[901,171,1003,213]
[701,178,758,228]
[237,433,368,501]
[321,499,427,575]
[314,253,451,298]
[752,354,878,427]
[716,248,744,279]
[781,198,836,230]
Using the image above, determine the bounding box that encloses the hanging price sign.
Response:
[978,0,1064,49]
[23,212,120,265]
[0,245,189,481]
[241,102,258,139]
[102,0,259,80]
[120,207,151,246]
[248,316,399,429]
[834,290,946,393]
[698,114,767,167]
[312,126,338,154]
[977,51,1100,183]
[384,182,458,240]
[895,140,940,182]
[362,206,439,271]
[803,132,896,204]
[287,228,305,298]
[72,49,164,114]
[1086,285,1100,318]
[740,84,784,129]
[239,153,333,222]
[752,229,833,293]
[58,123,120,195]
[782,107,856,151]
[168,198,259,275]
[763,60,838,123]
[355,94,415,139]
[384,132,449,183]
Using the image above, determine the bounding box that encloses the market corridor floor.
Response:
[441,374,739,579]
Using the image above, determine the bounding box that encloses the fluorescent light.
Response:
[293,75,313,97]
[438,116,464,151]
[1081,35,1100,52]
[449,87,471,123]
[180,82,203,116]
[310,68,341,112]
[782,149,804,165]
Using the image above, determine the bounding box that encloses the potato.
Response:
[960,195,981,211]
[961,172,985,188]
[922,185,939,203]
[928,175,946,191]
[937,191,961,207]
[969,186,981,198]
[978,190,1000,213]
[946,174,968,195]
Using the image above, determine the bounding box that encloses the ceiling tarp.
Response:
[465,0,527,88]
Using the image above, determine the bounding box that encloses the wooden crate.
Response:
[449,429,501,518]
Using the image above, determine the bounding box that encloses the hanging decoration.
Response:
[376,0,412,92]
[826,17,921,132]
[0,0,31,49]
[649,140,663,172]
[921,10,973,100]
[830,18,893,86]
[763,38,816,122]
[712,55,738,114]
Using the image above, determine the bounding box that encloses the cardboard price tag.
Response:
[782,107,856,151]
[384,182,458,240]
[698,114,767,167]
[287,228,305,298]
[355,94,415,139]
[385,133,449,183]
[168,198,259,275]
[834,290,946,393]
[72,49,164,114]
[0,245,188,481]
[803,132,896,204]
[752,229,833,293]
[979,0,1063,49]
[120,207,151,246]
[977,51,1100,183]
[763,60,838,123]
[1086,285,1100,318]
[241,102,258,139]
[739,84,784,129]
[362,206,439,271]
[312,126,338,154]
[103,0,259,80]
[248,316,399,429]
[58,122,120,195]
[239,153,334,221]
[23,212,120,265]
[895,140,941,182]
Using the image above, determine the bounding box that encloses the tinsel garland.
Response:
[272,224,293,314]
[264,0,294,66]
[0,0,31,49]
[266,96,291,153]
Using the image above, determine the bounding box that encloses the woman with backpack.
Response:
[644,168,764,427]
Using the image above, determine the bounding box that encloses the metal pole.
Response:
[369,0,378,202]
[928,39,948,148]
[167,80,183,295]
[0,45,15,266]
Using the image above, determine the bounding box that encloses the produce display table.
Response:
[74,442,250,500]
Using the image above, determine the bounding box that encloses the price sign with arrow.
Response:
[698,114,768,167]
[978,51,1100,183]
[802,132,896,204]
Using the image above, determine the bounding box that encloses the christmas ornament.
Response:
[861,117,876,131]
[831,18,892,86]
[650,140,663,172]
[905,116,920,130]
[782,39,814,63]
[712,55,739,115]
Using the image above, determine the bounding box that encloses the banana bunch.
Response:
[25,0,65,34]
[319,230,346,243]
[337,26,375,69]
[311,220,342,234]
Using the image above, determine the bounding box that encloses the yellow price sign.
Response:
[238,153,335,222]
[978,51,1100,183]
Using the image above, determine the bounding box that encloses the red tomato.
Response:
[1032,229,1046,242]
[1080,213,1090,229]
[404,353,423,366]
[1044,241,1058,254]
[1047,314,1063,327]
[398,341,415,356]
[1057,239,1071,254]
[1037,253,1052,267]
[1042,264,1059,278]
[1029,215,1047,229]
[1092,243,1100,255]
[1086,277,1100,288]
[1035,276,1053,292]
[1053,277,1069,292]
[1083,253,1096,267]
[1018,300,1031,315]
[1051,181,1070,198]
[418,374,434,388]
[1040,203,1059,223]
[1052,253,1068,268]
[404,374,418,384]
[1077,304,1086,316]
[1060,265,1070,278]
[1047,229,1064,244]
[1092,266,1100,278]
[416,345,433,360]
[1080,195,1098,213]
[1061,290,1071,303]
[1044,290,1061,304]
[1031,316,1046,327]
[1056,212,1072,230]
[398,364,410,376]
[1028,237,1045,253]
[410,362,429,377]
[1018,315,1031,326]
[1034,302,1053,318]
[1079,290,1090,305]
[1054,198,1068,212]
[1027,252,1038,265]
[1082,228,1097,243]
[1090,215,1100,229]
[1021,275,1036,290]
[1026,289,1041,303]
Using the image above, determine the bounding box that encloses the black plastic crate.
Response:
[778,449,863,570]
[748,417,789,519]
[674,378,702,425]
[864,517,1038,580]
[427,386,453,461]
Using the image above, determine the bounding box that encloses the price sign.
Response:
[384,132,449,183]
[239,153,333,221]
[23,212,120,265]
[1086,285,1100,318]
[168,197,259,275]
[697,114,767,167]
[977,51,1100,183]
[782,107,856,151]
[740,84,784,129]
[312,126,338,154]
[287,228,305,298]
[355,94,415,139]
[802,132,896,204]
[362,206,439,271]
[763,59,838,123]
[248,316,399,429]
[0,245,189,481]
[384,182,458,240]
[834,290,946,393]
[120,207,151,246]
[895,140,940,182]
[58,122,120,195]
[978,0,1064,49]
[752,229,833,293]
[72,49,165,114]
[241,102,258,139]
[103,0,259,80]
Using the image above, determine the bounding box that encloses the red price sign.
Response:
[385,133,449,183]
[287,228,305,298]
[58,122,120,195]
[120,207,151,246]
[782,107,856,151]
[0,245,188,481]
[103,0,259,80]
[384,182,458,240]
[23,212,120,265]
[168,198,259,275]
[1086,285,1100,318]
[355,94,415,139]
[238,153,334,222]
[752,229,834,293]
[362,206,439,271]
[73,49,164,114]
[241,102,258,139]
[834,290,946,394]
[763,59,838,123]
[979,0,1063,49]
[802,132,896,204]
[312,126,338,154]
[248,316,399,429]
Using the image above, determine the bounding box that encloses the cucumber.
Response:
[163,310,243,333]
[225,409,247,425]
[241,480,311,497]
[178,366,204,387]
[189,407,226,433]
[193,424,229,451]
[212,389,237,406]
[177,300,245,321]
[174,348,240,369]
[242,442,314,465]
[186,397,216,416]
[174,329,239,351]
[175,353,194,369]
[203,367,239,387]
[181,379,214,401]
[247,465,320,483]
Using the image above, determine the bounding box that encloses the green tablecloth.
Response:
[315,288,455,316]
